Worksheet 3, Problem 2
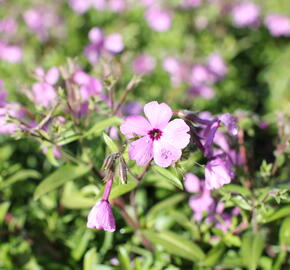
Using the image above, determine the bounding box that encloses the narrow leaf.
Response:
[34,164,90,200]
[153,166,183,190]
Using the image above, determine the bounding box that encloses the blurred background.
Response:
[0,0,290,269]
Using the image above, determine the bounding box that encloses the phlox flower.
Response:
[84,27,124,64]
[231,2,260,28]
[32,67,59,108]
[73,70,103,101]
[265,14,290,37]
[145,8,172,32]
[205,154,235,190]
[87,200,116,232]
[120,101,190,167]
[132,54,156,75]
[87,179,116,232]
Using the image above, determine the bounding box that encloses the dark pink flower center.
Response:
[148,128,162,141]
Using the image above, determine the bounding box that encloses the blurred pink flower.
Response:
[120,101,190,167]
[0,18,17,35]
[189,188,214,222]
[205,154,234,190]
[121,101,143,116]
[189,85,215,99]
[184,173,201,193]
[219,113,238,136]
[31,67,59,108]
[189,65,211,86]
[182,0,202,8]
[73,70,103,100]
[231,2,260,28]
[84,27,124,64]
[163,57,186,86]
[132,54,156,75]
[145,8,172,32]
[24,8,60,41]
[265,14,290,37]
[206,53,227,81]
[0,42,22,63]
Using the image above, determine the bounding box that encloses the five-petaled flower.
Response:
[120,101,190,167]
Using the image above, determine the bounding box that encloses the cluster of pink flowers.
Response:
[163,53,227,99]
[84,27,124,65]
[185,173,240,232]
[0,17,22,63]
[0,80,24,134]
[229,1,290,37]
[70,0,126,14]
[24,7,63,42]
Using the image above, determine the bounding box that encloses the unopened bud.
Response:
[119,156,128,184]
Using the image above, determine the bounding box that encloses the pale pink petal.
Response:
[153,139,181,167]
[128,136,153,166]
[144,101,172,129]
[120,115,151,138]
[104,33,124,53]
[88,27,104,44]
[162,119,190,149]
[45,67,59,85]
[184,173,201,193]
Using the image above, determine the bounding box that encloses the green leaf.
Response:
[0,170,40,189]
[61,182,95,209]
[72,230,92,261]
[142,230,205,262]
[146,194,186,220]
[241,231,265,270]
[118,246,133,270]
[0,202,10,225]
[34,164,90,200]
[57,130,82,146]
[83,248,98,270]
[103,133,119,153]
[202,243,226,266]
[231,195,252,211]
[85,117,122,137]
[153,166,183,190]
[109,181,138,200]
[260,205,290,223]
[279,216,290,246]
[220,184,251,197]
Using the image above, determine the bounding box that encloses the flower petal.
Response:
[144,101,172,129]
[128,136,153,166]
[162,119,190,149]
[153,139,181,167]
[120,115,151,138]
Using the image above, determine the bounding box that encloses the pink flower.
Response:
[73,70,103,101]
[206,53,227,80]
[182,0,202,8]
[184,173,201,193]
[87,200,116,232]
[0,18,17,35]
[0,42,22,63]
[145,8,172,32]
[120,101,190,167]
[205,154,234,190]
[189,85,215,99]
[132,54,156,75]
[84,27,124,64]
[163,57,186,86]
[265,14,290,37]
[219,113,238,136]
[189,65,211,86]
[87,179,116,232]
[189,188,214,222]
[31,67,59,108]
[231,2,260,28]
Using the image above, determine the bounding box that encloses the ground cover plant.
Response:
[0,0,290,269]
